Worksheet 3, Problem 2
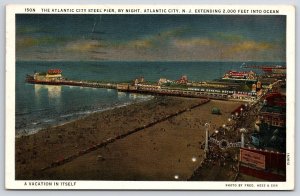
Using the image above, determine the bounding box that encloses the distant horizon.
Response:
[16,59,286,63]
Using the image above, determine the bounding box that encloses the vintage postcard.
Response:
[5,5,295,190]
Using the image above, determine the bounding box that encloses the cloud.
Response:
[215,32,245,42]
[121,27,190,49]
[65,40,105,52]
[230,41,273,52]
[15,27,284,62]
[16,36,71,49]
[220,40,277,60]
[172,38,216,49]
[157,27,190,38]
[16,26,41,35]
[127,39,154,49]
[16,37,37,49]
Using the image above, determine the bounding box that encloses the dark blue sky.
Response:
[16,14,286,61]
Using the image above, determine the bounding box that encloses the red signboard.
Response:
[240,148,266,169]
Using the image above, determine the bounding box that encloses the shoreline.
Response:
[16,96,242,180]
[15,95,154,138]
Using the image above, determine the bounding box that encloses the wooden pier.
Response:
[27,79,228,100]
[27,79,117,90]
[63,80,117,89]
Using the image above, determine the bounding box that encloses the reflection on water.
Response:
[129,93,152,100]
[117,92,127,98]
[34,84,43,106]
[46,85,62,99]
[34,84,43,96]
[34,84,62,108]
[34,84,62,99]
[129,93,138,99]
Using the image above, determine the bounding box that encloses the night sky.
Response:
[16,14,286,61]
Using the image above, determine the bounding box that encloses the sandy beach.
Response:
[16,96,241,180]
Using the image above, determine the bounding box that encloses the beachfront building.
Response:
[259,77,285,95]
[186,81,259,101]
[263,92,286,107]
[190,78,266,101]
[259,93,286,128]
[267,80,285,93]
[231,91,258,101]
[260,107,286,128]
[250,92,286,151]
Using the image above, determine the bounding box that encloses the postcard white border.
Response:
[5,4,295,190]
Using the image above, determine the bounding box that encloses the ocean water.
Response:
[15,61,285,135]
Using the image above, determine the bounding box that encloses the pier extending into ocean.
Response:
[26,79,229,100]
[26,68,284,102]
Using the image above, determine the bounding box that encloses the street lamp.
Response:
[227,118,232,130]
[192,157,197,162]
[222,124,226,135]
[235,112,239,118]
[215,130,219,140]
[239,128,248,148]
[204,123,210,157]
